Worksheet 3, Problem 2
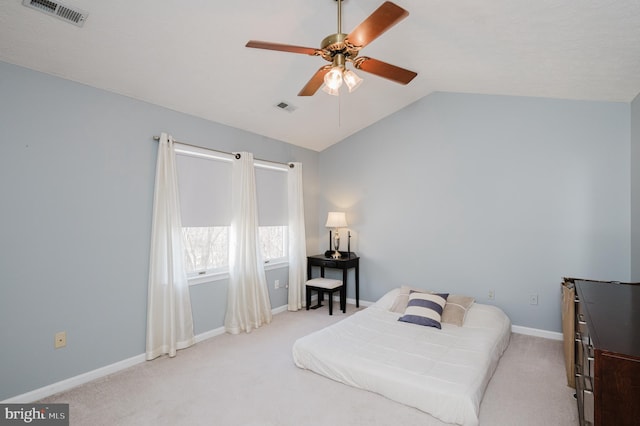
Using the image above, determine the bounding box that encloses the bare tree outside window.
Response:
[259,226,287,261]
[182,227,228,274]
[182,226,287,276]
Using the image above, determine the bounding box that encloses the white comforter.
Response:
[292,288,511,426]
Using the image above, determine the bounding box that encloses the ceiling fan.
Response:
[245,0,417,96]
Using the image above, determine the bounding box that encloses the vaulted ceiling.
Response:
[2,0,640,151]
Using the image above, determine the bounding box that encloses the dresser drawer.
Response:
[575,365,594,426]
[575,365,587,426]
[583,376,594,424]
[575,294,584,315]
[576,312,588,335]
[310,259,338,268]
[575,332,584,366]
[583,344,594,379]
[576,333,594,375]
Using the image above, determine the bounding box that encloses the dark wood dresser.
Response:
[574,280,640,425]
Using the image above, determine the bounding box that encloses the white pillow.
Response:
[373,288,402,310]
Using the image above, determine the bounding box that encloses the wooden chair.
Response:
[305,278,345,315]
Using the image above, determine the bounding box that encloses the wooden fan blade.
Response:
[246,40,320,56]
[346,2,409,49]
[298,66,331,96]
[355,57,417,85]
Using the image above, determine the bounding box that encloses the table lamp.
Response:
[325,211,347,259]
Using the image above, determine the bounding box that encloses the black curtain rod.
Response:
[152,136,294,168]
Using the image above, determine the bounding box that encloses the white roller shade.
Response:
[175,152,232,227]
[255,166,287,226]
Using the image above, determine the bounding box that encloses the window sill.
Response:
[264,259,288,272]
[188,269,229,286]
[187,261,288,286]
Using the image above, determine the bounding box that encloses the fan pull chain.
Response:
[338,91,342,128]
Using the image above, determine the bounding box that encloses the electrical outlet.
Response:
[529,294,539,305]
[54,331,66,349]
[488,289,495,300]
[274,280,280,289]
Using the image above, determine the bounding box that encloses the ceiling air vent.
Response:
[274,101,297,113]
[22,0,88,27]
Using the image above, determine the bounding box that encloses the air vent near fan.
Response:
[22,0,88,27]
[274,101,297,113]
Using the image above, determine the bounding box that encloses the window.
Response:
[174,145,289,280]
[259,225,287,262]
[255,163,289,264]
[175,146,232,277]
[182,226,228,273]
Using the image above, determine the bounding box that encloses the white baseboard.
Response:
[2,303,290,403]
[2,352,147,403]
[346,297,374,307]
[194,326,226,343]
[271,304,288,315]
[511,325,563,341]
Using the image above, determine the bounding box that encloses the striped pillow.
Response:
[398,291,449,329]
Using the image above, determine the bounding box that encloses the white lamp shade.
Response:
[325,211,347,228]
[321,84,340,96]
[343,69,363,92]
[324,67,343,90]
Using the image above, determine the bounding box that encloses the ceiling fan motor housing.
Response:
[320,33,359,63]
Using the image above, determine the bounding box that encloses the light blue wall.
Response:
[0,61,319,401]
[319,92,631,332]
[1,58,635,401]
[632,93,640,281]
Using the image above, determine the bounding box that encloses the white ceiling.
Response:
[2,0,640,151]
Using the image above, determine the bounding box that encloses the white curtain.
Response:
[287,162,307,311]
[146,133,195,360]
[224,152,273,334]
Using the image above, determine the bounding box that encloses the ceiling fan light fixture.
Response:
[322,84,340,96]
[324,66,343,90]
[343,69,363,93]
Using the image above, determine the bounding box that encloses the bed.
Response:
[292,287,511,426]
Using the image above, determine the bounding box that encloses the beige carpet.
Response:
[40,305,578,425]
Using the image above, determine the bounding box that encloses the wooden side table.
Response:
[307,252,360,307]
